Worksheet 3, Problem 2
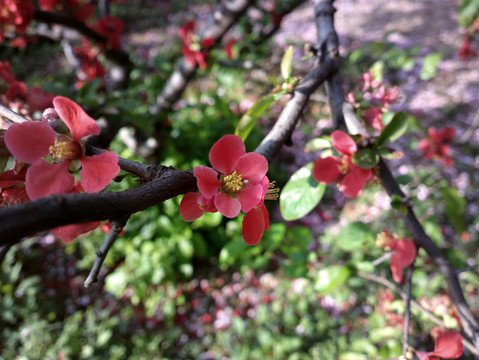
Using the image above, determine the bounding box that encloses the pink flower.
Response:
[312,130,373,198]
[376,231,416,283]
[194,134,268,218]
[4,96,120,199]
[224,39,236,60]
[0,166,29,207]
[458,35,477,60]
[363,107,384,131]
[179,20,214,69]
[95,15,124,50]
[415,330,463,360]
[242,203,269,246]
[418,126,455,166]
[179,192,217,221]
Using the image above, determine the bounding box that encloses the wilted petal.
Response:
[331,130,357,155]
[214,192,241,218]
[237,183,263,213]
[53,96,100,142]
[313,157,342,183]
[52,221,100,243]
[209,135,246,174]
[26,160,74,199]
[430,331,463,359]
[80,152,120,193]
[242,206,266,245]
[180,192,205,222]
[194,165,220,198]
[5,121,56,163]
[234,152,268,185]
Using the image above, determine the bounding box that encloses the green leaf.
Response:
[440,186,466,233]
[235,94,276,141]
[280,162,326,221]
[0,156,8,173]
[337,222,374,251]
[376,112,408,146]
[314,266,351,294]
[391,194,407,215]
[281,45,294,79]
[396,174,413,185]
[458,0,479,28]
[351,148,379,169]
[304,136,331,152]
[420,53,442,81]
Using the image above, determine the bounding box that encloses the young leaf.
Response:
[314,265,351,294]
[281,46,294,80]
[304,136,331,152]
[420,53,442,81]
[376,112,408,147]
[280,162,326,221]
[458,0,479,28]
[352,148,379,169]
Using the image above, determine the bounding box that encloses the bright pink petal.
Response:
[194,165,220,198]
[313,157,342,183]
[214,192,241,218]
[234,152,268,185]
[26,160,74,199]
[80,152,120,193]
[209,135,246,174]
[53,96,100,142]
[52,221,100,243]
[197,194,217,213]
[237,183,263,213]
[415,351,429,360]
[242,207,266,245]
[430,331,463,359]
[331,130,357,155]
[5,121,56,163]
[260,203,269,230]
[390,239,416,283]
[339,163,372,198]
[180,192,205,222]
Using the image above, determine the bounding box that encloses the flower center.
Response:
[376,231,395,249]
[264,181,280,200]
[338,157,349,175]
[49,135,82,162]
[221,171,244,194]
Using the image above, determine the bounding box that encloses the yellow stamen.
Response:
[376,231,395,248]
[49,136,82,162]
[221,171,244,194]
[264,181,280,200]
[338,157,349,175]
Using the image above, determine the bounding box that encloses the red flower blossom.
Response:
[180,134,273,245]
[179,20,214,69]
[27,86,54,112]
[95,15,124,50]
[74,40,106,89]
[224,39,236,60]
[363,107,384,131]
[312,130,373,198]
[376,231,416,284]
[4,96,120,199]
[194,134,268,218]
[66,0,94,21]
[418,126,455,166]
[458,35,477,60]
[0,0,34,40]
[0,166,29,207]
[415,330,463,360]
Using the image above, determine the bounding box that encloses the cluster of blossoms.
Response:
[0,0,34,44]
[376,231,416,284]
[418,126,455,166]
[180,135,277,246]
[312,130,374,198]
[1,96,120,241]
[179,20,214,69]
[347,71,399,132]
[0,61,54,114]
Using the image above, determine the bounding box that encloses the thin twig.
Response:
[84,216,128,288]
[402,265,413,356]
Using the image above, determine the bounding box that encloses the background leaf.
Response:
[376,112,408,146]
[420,53,442,81]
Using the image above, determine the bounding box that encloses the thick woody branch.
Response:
[0,167,197,246]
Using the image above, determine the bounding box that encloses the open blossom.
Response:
[415,330,463,360]
[312,130,373,198]
[4,96,120,199]
[180,134,274,245]
[179,20,214,69]
[376,231,416,284]
[418,126,455,166]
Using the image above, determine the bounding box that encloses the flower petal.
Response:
[52,221,101,243]
[26,160,74,199]
[209,134,246,174]
[237,183,263,213]
[80,152,120,193]
[390,239,416,283]
[339,164,372,198]
[313,157,342,183]
[53,96,100,142]
[260,203,269,231]
[234,152,268,184]
[242,206,266,245]
[430,331,463,359]
[194,165,220,198]
[180,192,205,222]
[5,121,56,163]
[331,130,357,155]
[214,192,241,218]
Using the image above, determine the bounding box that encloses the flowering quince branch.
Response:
[84,216,129,288]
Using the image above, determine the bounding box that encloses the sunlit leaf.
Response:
[281,46,294,79]
[458,0,479,28]
[314,265,351,294]
[420,53,442,81]
[376,112,408,146]
[337,222,373,251]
